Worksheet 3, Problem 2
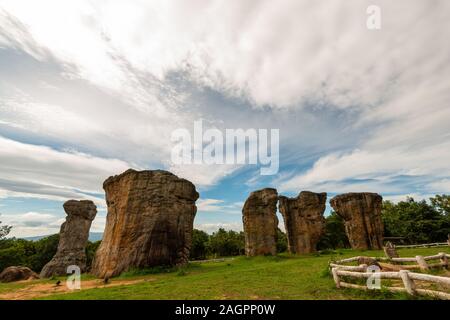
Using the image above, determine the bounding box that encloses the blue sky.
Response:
[1,0,450,237]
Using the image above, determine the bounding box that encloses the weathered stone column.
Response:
[91,169,199,278]
[330,192,384,250]
[278,191,326,254]
[40,200,97,278]
[242,188,278,256]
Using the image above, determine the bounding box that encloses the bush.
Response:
[28,234,60,271]
[190,229,209,260]
[276,228,288,253]
[0,245,27,272]
[0,234,100,273]
[206,228,245,257]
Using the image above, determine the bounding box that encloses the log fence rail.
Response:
[330,252,450,300]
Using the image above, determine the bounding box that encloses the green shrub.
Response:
[318,212,350,250]
[190,229,209,260]
[0,235,101,273]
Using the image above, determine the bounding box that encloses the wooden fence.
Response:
[330,253,450,300]
[395,242,449,249]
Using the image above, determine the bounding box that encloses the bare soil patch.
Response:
[0,278,149,300]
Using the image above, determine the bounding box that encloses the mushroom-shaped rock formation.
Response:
[91,169,199,278]
[330,192,384,250]
[40,200,97,278]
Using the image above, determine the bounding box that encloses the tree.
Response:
[27,234,59,272]
[0,234,103,273]
[190,229,209,260]
[430,194,450,216]
[382,197,450,244]
[317,211,350,250]
[86,240,101,269]
[0,217,12,241]
[207,228,244,257]
[0,243,26,271]
[276,228,287,253]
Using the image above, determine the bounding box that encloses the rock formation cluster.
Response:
[330,192,384,250]
[242,189,328,256]
[242,190,385,256]
[40,200,97,278]
[4,166,387,281]
[279,191,327,254]
[91,169,199,278]
[242,188,279,256]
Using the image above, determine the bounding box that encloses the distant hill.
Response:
[23,232,103,242]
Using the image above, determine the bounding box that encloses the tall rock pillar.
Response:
[242,188,279,256]
[279,191,326,254]
[330,192,384,250]
[40,200,97,278]
[91,169,199,278]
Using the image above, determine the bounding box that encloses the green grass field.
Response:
[1,247,449,300]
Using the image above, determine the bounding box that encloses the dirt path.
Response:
[0,278,150,300]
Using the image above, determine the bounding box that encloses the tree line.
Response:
[0,194,449,272]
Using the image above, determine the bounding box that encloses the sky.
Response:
[0,0,450,237]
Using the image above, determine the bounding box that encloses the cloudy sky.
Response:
[1,0,449,237]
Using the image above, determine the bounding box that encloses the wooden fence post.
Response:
[399,270,416,296]
[331,268,341,288]
[384,241,399,259]
[439,252,448,269]
[330,255,450,299]
[416,255,429,271]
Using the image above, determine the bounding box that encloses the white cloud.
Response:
[3,211,56,226]
[197,198,245,215]
[1,210,105,237]
[2,1,448,183]
[279,141,450,194]
[169,163,239,188]
[0,8,47,59]
[0,82,184,169]
[2,1,448,189]
[1,0,448,111]
[426,179,450,194]
[194,222,243,234]
[1,211,61,237]
[0,99,99,139]
[196,198,224,212]
[383,194,434,204]
[1,1,450,236]
[0,181,105,208]
[0,135,130,202]
[90,214,106,233]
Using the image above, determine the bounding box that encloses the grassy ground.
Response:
[0,247,448,300]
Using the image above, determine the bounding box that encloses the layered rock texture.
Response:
[278,191,327,254]
[330,193,384,250]
[91,169,199,278]
[0,266,39,283]
[242,188,279,256]
[40,200,97,278]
